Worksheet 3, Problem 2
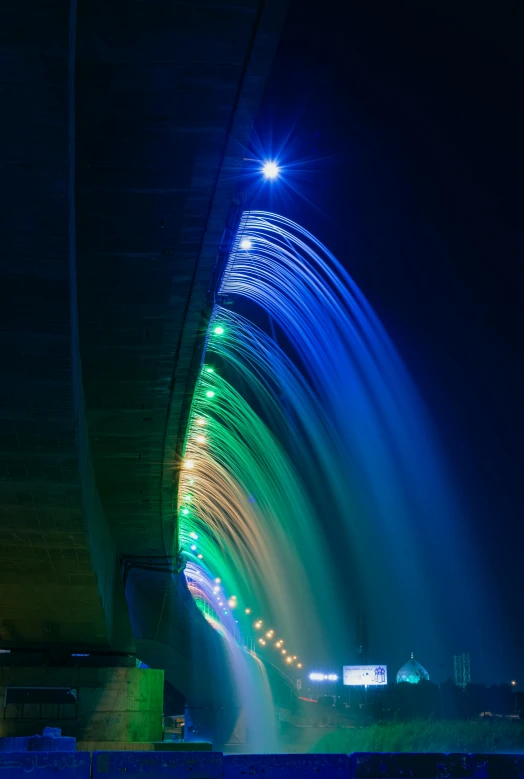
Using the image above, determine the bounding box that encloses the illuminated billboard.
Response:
[343,665,387,686]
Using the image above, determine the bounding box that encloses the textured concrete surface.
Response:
[92,751,223,779]
[0,0,287,651]
[0,753,90,779]
[0,667,163,742]
[224,753,351,778]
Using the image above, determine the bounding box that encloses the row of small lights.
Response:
[179,315,303,670]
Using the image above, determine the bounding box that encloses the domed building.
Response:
[396,652,430,684]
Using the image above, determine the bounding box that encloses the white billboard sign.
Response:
[343,665,387,686]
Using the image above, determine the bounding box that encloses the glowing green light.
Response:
[206,390,215,398]
[205,367,214,373]
[214,326,224,335]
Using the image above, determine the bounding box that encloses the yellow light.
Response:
[245,608,251,614]
[228,598,237,608]
[282,649,286,655]
[258,638,264,645]
[512,680,517,686]
[215,578,221,584]
[293,656,297,660]
[266,631,272,639]
[196,434,206,444]
[286,656,293,664]
[183,460,194,469]
[297,663,302,669]
[195,418,206,426]
[197,554,203,559]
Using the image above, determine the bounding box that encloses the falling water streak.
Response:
[220,210,493,659]
[180,370,344,656]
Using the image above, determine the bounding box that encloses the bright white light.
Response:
[183,460,194,470]
[190,544,197,551]
[196,434,206,444]
[189,531,198,540]
[195,417,206,426]
[240,238,252,250]
[262,160,280,179]
[309,672,339,682]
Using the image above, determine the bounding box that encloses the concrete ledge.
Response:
[471,753,524,778]
[0,752,90,779]
[224,753,350,778]
[92,751,223,779]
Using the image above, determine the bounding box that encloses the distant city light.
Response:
[297,663,303,669]
[213,326,224,335]
[286,656,293,664]
[240,238,252,250]
[245,608,252,614]
[205,390,215,398]
[262,160,280,179]
[309,673,339,682]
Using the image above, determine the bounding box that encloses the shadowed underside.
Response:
[0,0,287,649]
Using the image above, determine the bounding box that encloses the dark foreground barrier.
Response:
[1,750,524,778]
[471,753,524,778]
[92,751,223,779]
[224,753,350,778]
[0,752,90,779]
[351,751,476,777]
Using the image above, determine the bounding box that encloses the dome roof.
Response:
[396,652,430,684]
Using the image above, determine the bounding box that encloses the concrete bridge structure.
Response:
[0,0,288,747]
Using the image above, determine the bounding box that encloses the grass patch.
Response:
[312,719,524,754]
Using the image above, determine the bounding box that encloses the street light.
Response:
[262,161,280,179]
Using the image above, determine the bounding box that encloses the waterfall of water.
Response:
[177,209,488,750]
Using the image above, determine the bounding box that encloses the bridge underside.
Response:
[0,0,287,743]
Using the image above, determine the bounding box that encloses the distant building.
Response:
[453,653,471,688]
[396,652,430,684]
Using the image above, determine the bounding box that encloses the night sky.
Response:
[251,0,524,684]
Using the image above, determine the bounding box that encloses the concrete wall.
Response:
[0,667,163,742]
